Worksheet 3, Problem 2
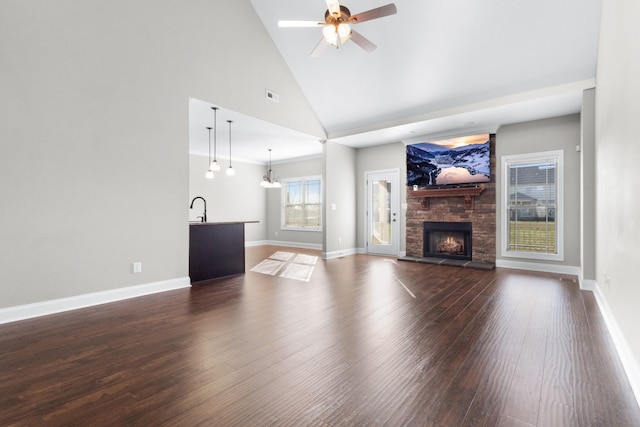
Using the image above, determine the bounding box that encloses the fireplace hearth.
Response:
[423,221,472,261]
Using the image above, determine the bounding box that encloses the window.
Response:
[501,150,563,261]
[282,176,322,230]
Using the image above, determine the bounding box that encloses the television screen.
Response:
[407,133,490,187]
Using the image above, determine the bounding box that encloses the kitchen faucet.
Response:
[190,196,207,222]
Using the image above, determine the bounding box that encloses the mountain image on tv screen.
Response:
[407,133,490,187]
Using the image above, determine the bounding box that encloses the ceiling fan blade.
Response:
[349,29,377,53]
[325,0,341,17]
[278,20,324,28]
[310,37,329,57]
[349,3,397,24]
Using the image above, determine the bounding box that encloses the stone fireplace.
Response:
[403,134,496,268]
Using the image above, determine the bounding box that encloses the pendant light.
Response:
[260,148,281,188]
[205,126,214,179]
[226,119,235,176]
[210,107,220,171]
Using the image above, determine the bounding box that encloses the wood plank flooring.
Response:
[1,245,638,426]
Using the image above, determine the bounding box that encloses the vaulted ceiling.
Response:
[251,0,600,141]
[192,0,601,163]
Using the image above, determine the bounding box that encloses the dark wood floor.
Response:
[1,245,639,426]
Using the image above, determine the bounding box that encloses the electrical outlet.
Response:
[604,272,611,289]
[275,231,278,237]
[338,237,342,245]
[133,262,142,274]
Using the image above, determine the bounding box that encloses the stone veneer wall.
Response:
[405,134,496,264]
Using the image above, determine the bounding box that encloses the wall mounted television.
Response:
[406,133,490,188]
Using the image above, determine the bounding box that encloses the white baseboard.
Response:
[0,277,191,325]
[592,282,640,407]
[496,259,581,277]
[580,278,597,291]
[245,239,269,247]
[259,240,323,250]
[323,247,359,259]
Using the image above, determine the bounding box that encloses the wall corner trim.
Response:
[592,283,640,408]
[0,277,191,325]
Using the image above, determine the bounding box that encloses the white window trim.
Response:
[500,150,564,261]
[281,175,322,232]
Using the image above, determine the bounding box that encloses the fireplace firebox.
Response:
[423,221,472,261]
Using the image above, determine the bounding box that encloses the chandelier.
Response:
[260,149,281,188]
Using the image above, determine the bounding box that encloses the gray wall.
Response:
[265,156,323,247]
[580,89,596,283]
[0,0,323,309]
[324,141,357,257]
[595,0,640,379]
[356,142,407,253]
[495,115,582,268]
[189,154,267,243]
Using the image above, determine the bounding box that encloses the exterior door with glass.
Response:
[366,170,399,256]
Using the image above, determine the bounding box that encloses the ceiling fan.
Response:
[278,1,397,57]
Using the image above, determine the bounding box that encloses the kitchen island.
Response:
[189,221,258,284]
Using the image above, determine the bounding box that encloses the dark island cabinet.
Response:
[189,222,254,283]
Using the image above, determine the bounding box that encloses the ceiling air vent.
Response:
[265,89,279,103]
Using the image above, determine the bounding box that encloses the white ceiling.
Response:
[191,0,601,164]
[189,98,323,164]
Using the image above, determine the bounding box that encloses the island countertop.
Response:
[189,220,259,226]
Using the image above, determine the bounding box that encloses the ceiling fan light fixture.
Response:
[338,23,351,42]
[322,25,338,46]
[279,2,397,56]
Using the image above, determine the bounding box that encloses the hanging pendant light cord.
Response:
[269,149,273,179]
[207,127,212,163]
[228,120,233,167]
[212,107,218,162]
[226,120,235,176]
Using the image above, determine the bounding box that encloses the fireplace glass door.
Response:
[423,221,472,261]
[427,231,467,257]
